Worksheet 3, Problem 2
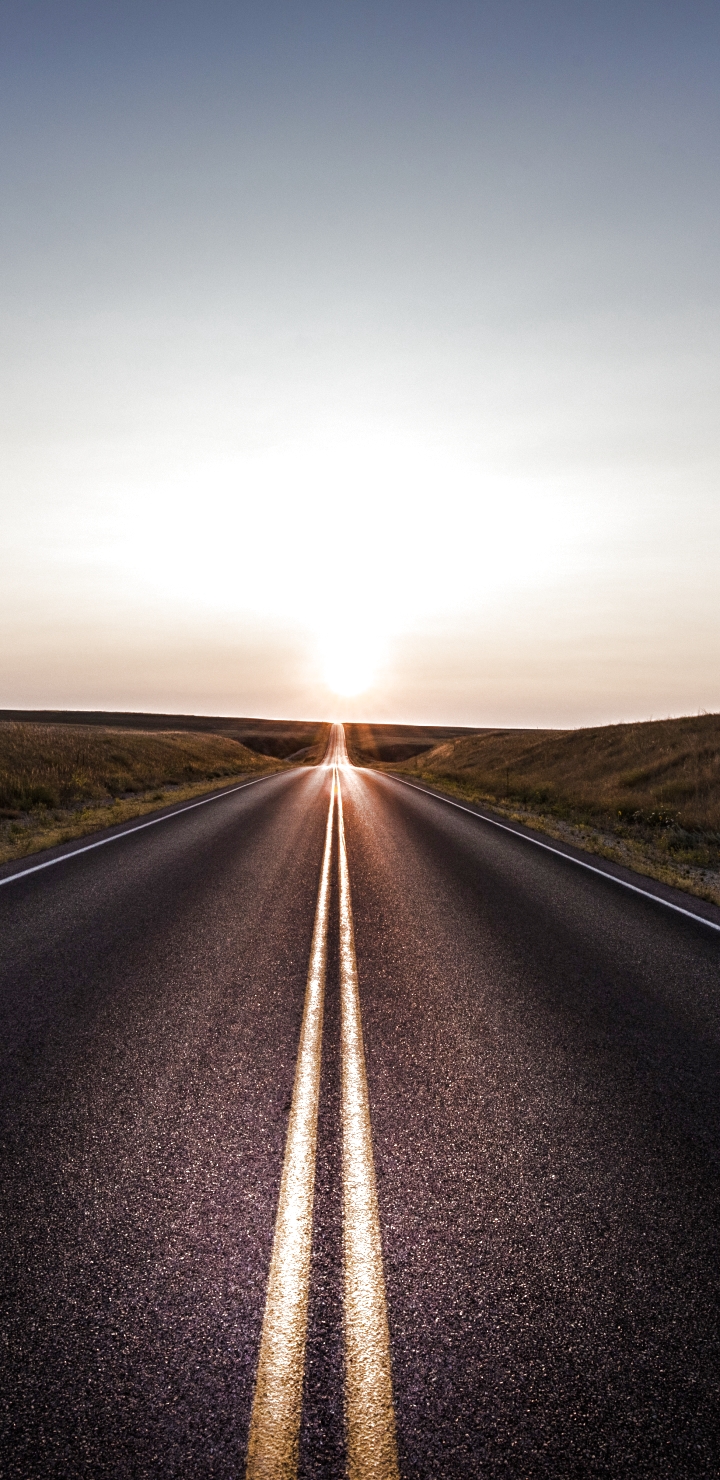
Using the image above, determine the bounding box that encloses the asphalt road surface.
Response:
[2,726,720,1478]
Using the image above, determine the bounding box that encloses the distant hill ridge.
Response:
[0,711,329,761]
[345,721,478,764]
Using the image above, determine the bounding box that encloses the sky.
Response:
[1,1,718,726]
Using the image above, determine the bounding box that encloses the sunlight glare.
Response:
[320,633,379,697]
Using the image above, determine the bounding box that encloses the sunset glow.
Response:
[320,636,380,699]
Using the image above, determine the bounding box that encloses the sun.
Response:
[320,635,377,697]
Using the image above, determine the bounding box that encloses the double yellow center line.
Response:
[246,764,399,1479]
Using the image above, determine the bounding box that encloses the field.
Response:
[345,722,476,763]
[383,713,720,906]
[0,723,286,866]
[0,710,330,762]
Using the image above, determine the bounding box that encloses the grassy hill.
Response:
[0,722,288,867]
[0,710,330,763]
[345,721,476,763]
[385,713,720,906]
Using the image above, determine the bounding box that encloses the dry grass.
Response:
[345,722,475,764]
[0,709,330,762]
[385,713,720,906]
[0,723,285,867]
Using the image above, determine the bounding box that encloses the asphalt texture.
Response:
[2,756,720,1477]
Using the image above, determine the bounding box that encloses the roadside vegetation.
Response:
[380,713,720,907]
[0,724,286,867]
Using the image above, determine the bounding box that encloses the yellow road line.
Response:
[246,772,336,1480]
[337,777,400,1480]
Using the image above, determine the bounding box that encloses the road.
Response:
[1,724,720,1478]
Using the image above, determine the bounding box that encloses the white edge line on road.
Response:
[0,771,285,890]
[381,773,720,935]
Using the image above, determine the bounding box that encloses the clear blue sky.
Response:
[2,2,718,723]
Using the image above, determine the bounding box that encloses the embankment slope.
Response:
[384,713,720,905]
[0,723,288,867]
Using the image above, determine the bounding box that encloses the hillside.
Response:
[345,721,477,764]
[387,713,720,904]
[0,711,331,763]
[0,723,287,866]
